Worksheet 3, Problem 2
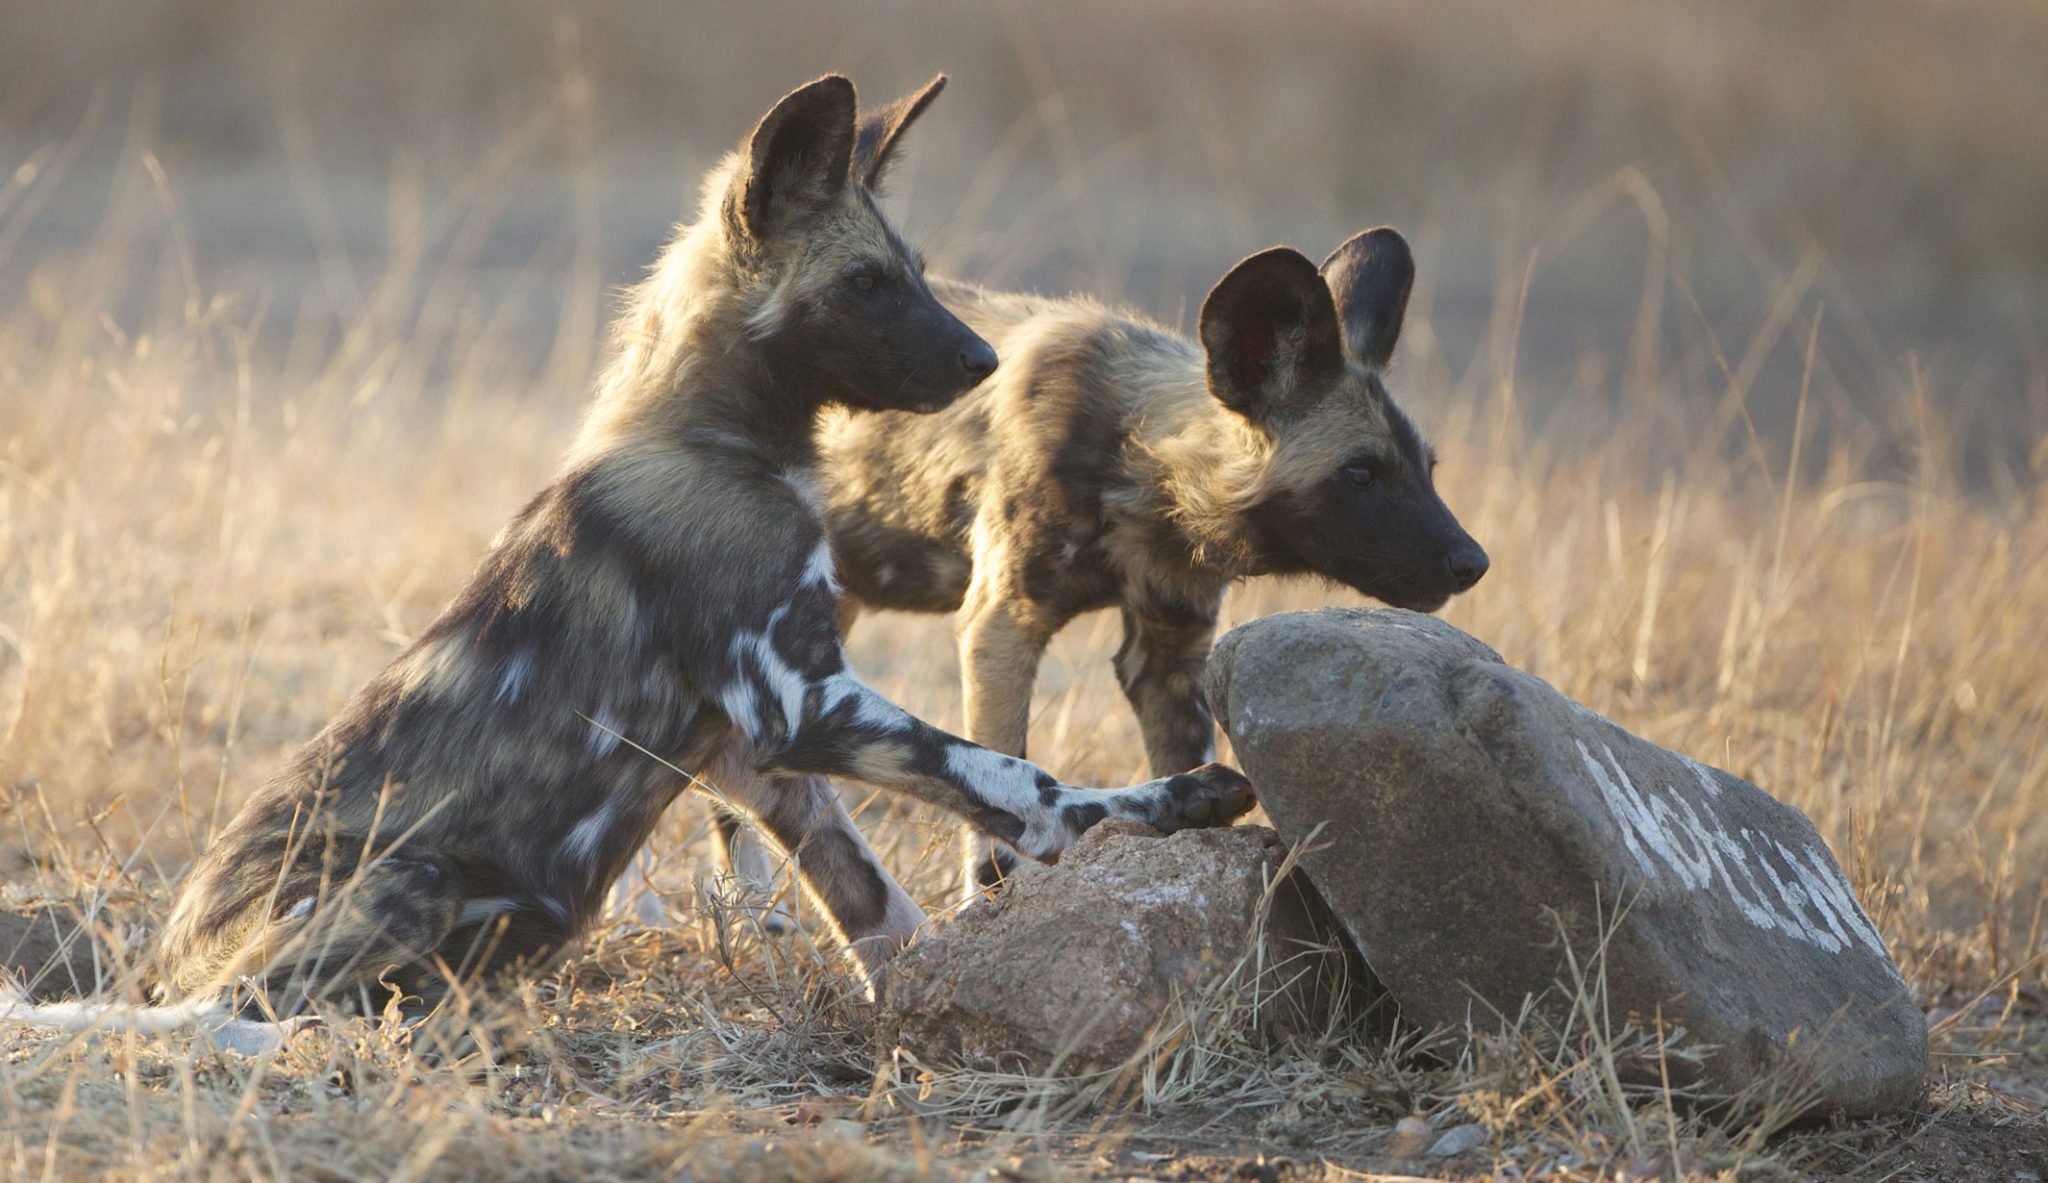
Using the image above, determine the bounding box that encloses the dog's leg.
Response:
[712,811,796,934]
[954,593,1054,902]
[606,845,669,929]
[1112,598,1222,776]
[751,671,1252,861]
[709,765,924,983]
[718,563,1252,869]
[657,590,864,935]
[603,804,795,937]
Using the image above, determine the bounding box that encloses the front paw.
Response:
[1152,762,1257,831]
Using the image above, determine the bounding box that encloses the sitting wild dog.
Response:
[0,74,1254,1046]
[814,207,1489,898]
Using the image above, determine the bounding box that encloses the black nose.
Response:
[958,340,998,383]
[1447,545,1489,591]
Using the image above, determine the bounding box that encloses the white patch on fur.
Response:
[398,636,475,700]
[813,671,859,714]
[495,650,533,704]
[944,743,1058,848]
[724,604,815,742]
[759,646,811,739]
[285,897,315,921]
[875,562,896,588]
[459,897,520,925]
[781,468,827,514]
[586,705,621,757]
[857,693,912,731]
[717,674,764,738]
[563,801,617,868]
[744,266,810,341]
[799,538,839,590]
[814,671,907,732]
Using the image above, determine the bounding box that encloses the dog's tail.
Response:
[1,983,308,1054]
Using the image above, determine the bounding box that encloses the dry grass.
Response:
[5,2,2048,1179]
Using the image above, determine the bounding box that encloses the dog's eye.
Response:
[847,268,881,294]
[1344,462,1376,487]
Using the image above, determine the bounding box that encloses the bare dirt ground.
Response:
[4,2,2047,1179]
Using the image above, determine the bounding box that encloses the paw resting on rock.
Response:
[1026,764,1256,864]
[1147,762,1257,831]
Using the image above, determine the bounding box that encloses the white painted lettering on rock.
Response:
[1575,738,1888,959]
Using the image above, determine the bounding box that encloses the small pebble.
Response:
[1426,1122,1489,1157]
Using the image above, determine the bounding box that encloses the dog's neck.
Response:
[1121,358,1277,580]
[569,239,829,479]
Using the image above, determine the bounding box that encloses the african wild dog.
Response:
[681,218,1488,911]
[0,74,1254,1043]
[790,163,1489,897]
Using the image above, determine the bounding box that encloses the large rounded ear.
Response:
[1319,226,1414,369]
[1199,247,1345,422]
[736,75,857,241]
[854,73,946,192]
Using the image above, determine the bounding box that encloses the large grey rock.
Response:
[875,821,1377,1074]
[1206,608,1926,1117]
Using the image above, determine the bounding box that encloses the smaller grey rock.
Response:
[1426,1123,1489,1157]
[823,1119,867,1144]
[205,1015,317,1056]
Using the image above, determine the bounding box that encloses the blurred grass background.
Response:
[7,0,2047,471]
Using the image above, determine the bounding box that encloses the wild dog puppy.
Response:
[816,198,1487,896]
[1,75,1254,1044]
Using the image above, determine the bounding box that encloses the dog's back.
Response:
[822,277,1208,622]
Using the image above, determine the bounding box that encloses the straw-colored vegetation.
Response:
[3,1,2045,1178]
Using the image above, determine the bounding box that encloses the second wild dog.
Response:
[815,215,1488,895]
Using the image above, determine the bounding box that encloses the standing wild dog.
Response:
[809,182,1488,896]
[1,74,1254,1043]
[687,217,1489,910]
